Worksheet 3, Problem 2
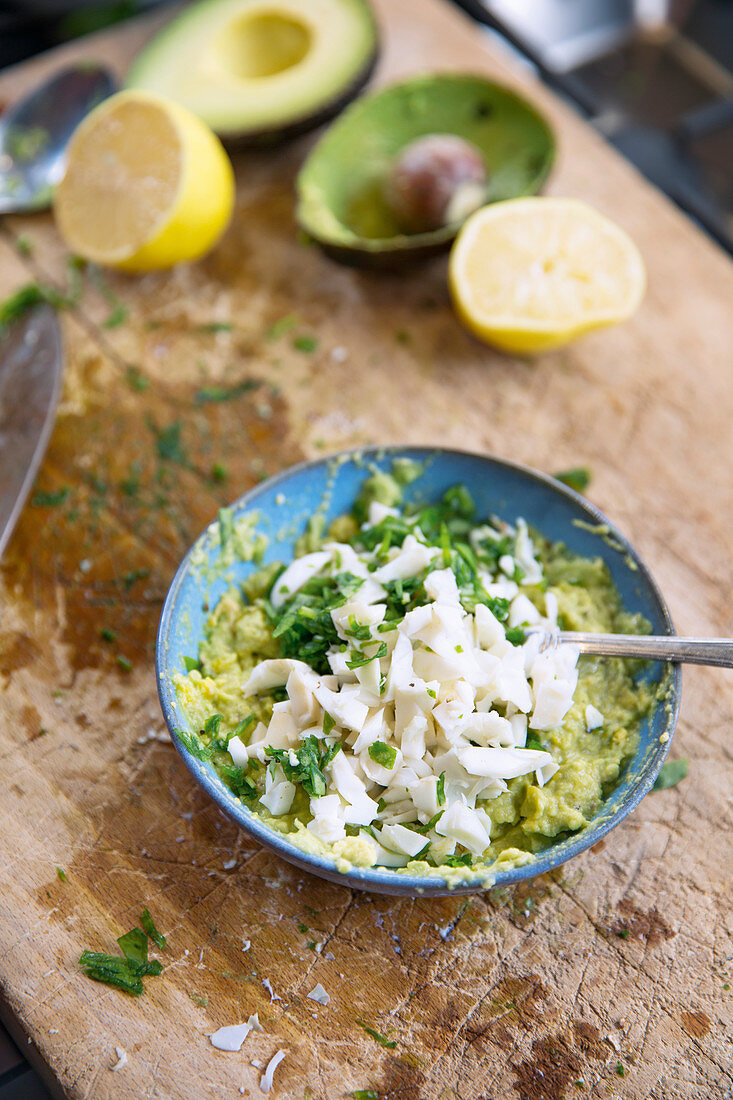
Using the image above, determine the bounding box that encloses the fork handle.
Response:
[551,631,733,668]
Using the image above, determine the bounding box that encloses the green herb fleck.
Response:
[653,758,688,790]
[116,655,133,672]
[31,487,70,507]
[15,235,33,257]
[150,419,188,465]
[117,927,148,967]
[196,321,233,333]
[140,908,167,950]
[183,656,202,673]
[297,922,309,934]
[554,467,591,493]
[265,313,298,341]
[103,303,128,329]
[368,742,397,769]
[123,568,149,591]
[194,378,258,404]
[443,851,473,868]
[357,1021,396,1049]
[56,867,67,882]
[436,772,446,806]
[616,1063,626,1077]
[211,462,228,483]
[323,712,335,737]
[352,1091,379,1099]
[525,733,544,752]
[266,736,341,799]
[346,642,387,669]
[125,366,149,392]
[293,334,318,353]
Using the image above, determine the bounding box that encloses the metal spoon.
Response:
[530,628,733,669]
[0,63,117,214]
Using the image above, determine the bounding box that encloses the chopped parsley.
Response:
[141,908,167,950]
[357,1021,397,1049]
[352,1091,379,1099]
[368,742,397,769]
[346,642,387,669]
[103,303,128,329]
[554,467,591,493]
[265,313,298,341]
[79,909,166,995]
[116,655,133,672]
[125,365,149,392]
[31,488,70,508]
[293,334,318,353]
[266,736,341,798]
[443,851,473,868]
[149,418,188,465]
[183,655,202,673]
[652,758,688,790]
[56,867,67,882]
[196,321,233,333]
[194,378,258,403]
[436,772,446,806]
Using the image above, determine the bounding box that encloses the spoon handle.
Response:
[535,630,733,669]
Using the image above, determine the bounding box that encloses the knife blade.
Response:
[0,305,63,559]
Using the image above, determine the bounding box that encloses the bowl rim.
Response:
[156,445,681,896]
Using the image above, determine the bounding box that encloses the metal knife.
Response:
[0,305,63,559]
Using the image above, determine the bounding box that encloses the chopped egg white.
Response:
[237,504,582,870]
[260,1050,287,1094]
[306,983,331,1005]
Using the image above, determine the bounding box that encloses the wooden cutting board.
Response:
[0,2,731,1098]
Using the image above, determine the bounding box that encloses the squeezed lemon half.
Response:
[54,90,234,272]
[449,197,646,354]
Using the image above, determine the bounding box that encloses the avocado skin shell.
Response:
[296,72,555,267]
[308,231,452,270]
[126,0,380,149]
[219,44,380,149]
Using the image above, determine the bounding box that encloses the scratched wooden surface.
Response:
[0,2,731,1098]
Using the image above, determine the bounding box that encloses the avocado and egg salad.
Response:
[174,472,654,882]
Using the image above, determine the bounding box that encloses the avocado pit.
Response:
[384,133,488,234]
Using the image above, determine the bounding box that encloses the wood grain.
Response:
[0,1,731,1097]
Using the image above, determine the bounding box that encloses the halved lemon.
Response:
[449,197,646,354]
[54,90,234,272]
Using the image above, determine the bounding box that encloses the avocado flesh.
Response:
[127,0,379,143]
[296,73,555,265]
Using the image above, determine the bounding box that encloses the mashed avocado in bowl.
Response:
[156,448,679,896]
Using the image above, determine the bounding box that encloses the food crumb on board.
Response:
[243,940,251,951]
[306,983,330,1005]
[209,1014,263,1053]
[260,1050,287,1094]
[111,1047,127,1071]
[263,977,281,1002]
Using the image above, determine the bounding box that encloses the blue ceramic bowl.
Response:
[156,447,680,896]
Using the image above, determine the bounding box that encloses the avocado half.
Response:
[126,0,379,145]
[296,73,555,267]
